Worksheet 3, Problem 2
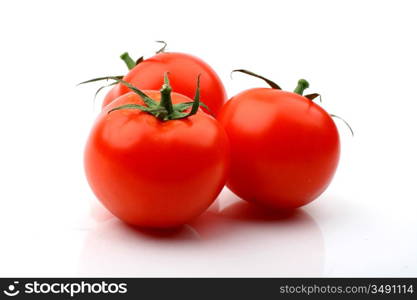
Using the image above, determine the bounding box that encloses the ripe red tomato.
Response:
[218,71,340,209]
[102,51,227,116]
[85,77,230,227]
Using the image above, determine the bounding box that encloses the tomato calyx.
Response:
[80,41,168,98]
[292,80,322,103]
[155,40,167,54]
[106,73,208,121]
[119,41,167,70]
[293,79,321,102]
[120,52,140,70]
[232,69,354,136]
[231,69,322,101]
[293,79,309,95]
[78,75,123,100]
[231,69,282,90]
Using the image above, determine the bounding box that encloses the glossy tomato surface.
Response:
[218,88,340,209]
[102,52,227,116]
[85,91,230,228]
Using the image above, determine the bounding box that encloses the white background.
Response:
[0,0,416,277]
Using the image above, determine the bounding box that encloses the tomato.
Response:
[102,84,120,106]
[101,49,227,117]
[218,71,341,209]
[85,76,230,227]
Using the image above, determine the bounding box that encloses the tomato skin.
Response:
[102,84,120,106]
[218,88,340,209]
[102,52,227,116]
[85,91,230,228]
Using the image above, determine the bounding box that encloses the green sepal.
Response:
[78,75,123,86]
[189,74,202,115]
[136,56,144,65]
[304,93,322,102]
[78,75,124,100]
[231,69,282,90]
[108,103,156,114]
[81,76,158,109]
[165,111,189,120]
[116,79,159,108]
[172,75,201,120]
[106,74,206,122]
[330,114,354,136]
[94,81,118,99]
[156,41,167,53]
[173,101,209,112]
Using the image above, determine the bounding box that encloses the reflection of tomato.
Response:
[218,75,340,209]
[85,80,230,228]
[102,52,227,116]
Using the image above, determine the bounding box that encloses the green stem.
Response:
[120,52,136,70]
[293,79,310,95]
[159,73,174,116]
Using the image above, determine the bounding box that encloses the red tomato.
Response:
[218,73,340,209]
[102,52,227,116]
[102,85,119,106]
[85,80,229,227]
